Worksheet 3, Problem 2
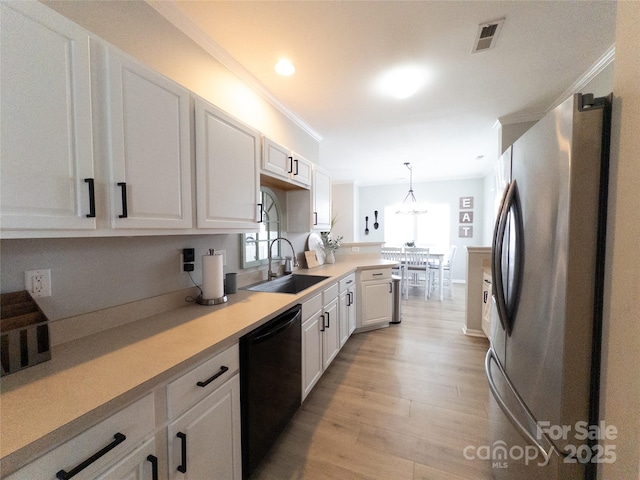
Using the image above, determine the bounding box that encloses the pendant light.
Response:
[396,162,427,214]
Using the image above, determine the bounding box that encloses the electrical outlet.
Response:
[217,250,227,266]
[25,269,51,298]
[181,248,195,273]
[351,246,360,253]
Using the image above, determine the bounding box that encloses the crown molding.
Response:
[146,0,323,142]
[547,43,615,113]
[495,44,615,128]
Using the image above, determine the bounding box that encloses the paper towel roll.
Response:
[202,254,224,300]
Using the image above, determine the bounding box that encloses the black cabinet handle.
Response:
[373,273,384,277]
[84,178,95,218]
[325,311,330,329]
[55,433,126,479]
[347,292,353,306]
[146,455,158,480]
[389,282,393,294]
[177,432,187,473]
[294,158,299,175]
[287,156,293,174]
[313,212,318,226]
[117,182,128,218]
[196,365,229,388]
[257,203,263,223]
[320,314,325,332]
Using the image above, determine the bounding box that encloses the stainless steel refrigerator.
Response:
[486,93,611,479]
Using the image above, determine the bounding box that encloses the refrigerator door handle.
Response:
[485,347,565,463]
[492,180,524,335]
[491,183,510,333]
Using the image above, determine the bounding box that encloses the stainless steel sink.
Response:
[243,274,329,294]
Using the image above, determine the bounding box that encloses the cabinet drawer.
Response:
[167,343,239,419]
[339,273,356,292]
[7,394,155,480]
[322,283,339,304]
[302,293,322,322]
[360,268,392,282]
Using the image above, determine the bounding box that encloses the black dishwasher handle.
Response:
[253,309,301,343]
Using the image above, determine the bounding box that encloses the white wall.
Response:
[600,2,640,477]
[357,177,486,281]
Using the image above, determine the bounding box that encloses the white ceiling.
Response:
[152,1,617,185]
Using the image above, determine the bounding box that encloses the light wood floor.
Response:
[252,284,493,480]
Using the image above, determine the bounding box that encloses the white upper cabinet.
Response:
[195,98,260,231]
[313,165,332,230]
[0,2,96,232]
[261,137,312,188]
[291,152,313,187]
[262,137,294,180]
[105,47,193,229]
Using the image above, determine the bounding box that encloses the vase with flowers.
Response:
[320,231,342,264]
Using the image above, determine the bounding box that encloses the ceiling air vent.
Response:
[472,18,505,53]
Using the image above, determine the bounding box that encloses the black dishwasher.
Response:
[240,304,301,478]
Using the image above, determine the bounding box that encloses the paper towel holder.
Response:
[196,248,228,306]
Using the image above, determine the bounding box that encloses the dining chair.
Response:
[381,247,405,293]
[429,245,457,299]
[404,247,430,300]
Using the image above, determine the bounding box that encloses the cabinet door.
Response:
[0,2,96,232]
[362,281,392,327]
[168,375,242,480]
[107,48,192,229]
[262,137,293,180]
[195,99,260,230]
[291,153,312,188]
[338,291,350,348]
[312,165,332,230]
[322,298,340,370]
[96,437,158,480]
[348,286,357,336]
[301,310,323,401]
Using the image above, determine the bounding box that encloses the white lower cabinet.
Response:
[6,394,156,480]
[357,268,393,332]
[167,375,241,480]
[166,344,241,480]
[96,437,158,480]
[301,282,342,401]
[339,273,357,347]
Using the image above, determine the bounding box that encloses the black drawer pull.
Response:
[320,314,325,332]
[313,212,318,225]
[294,158,299,175]
[147,454,159,480]
[372,273,384,276]
[177,432,187,473]
[117,182,128,218]
[84,178,95,218]
[196,365,229,388]
[55,433,126,479]
[287,156,293,174]
[325,312,330,329]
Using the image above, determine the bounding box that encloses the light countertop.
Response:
[0,259,395,473]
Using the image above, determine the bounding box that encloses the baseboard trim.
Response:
[462,326,487,338]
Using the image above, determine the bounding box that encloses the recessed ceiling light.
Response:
[275,59,295,76]
[377,65,428,99]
